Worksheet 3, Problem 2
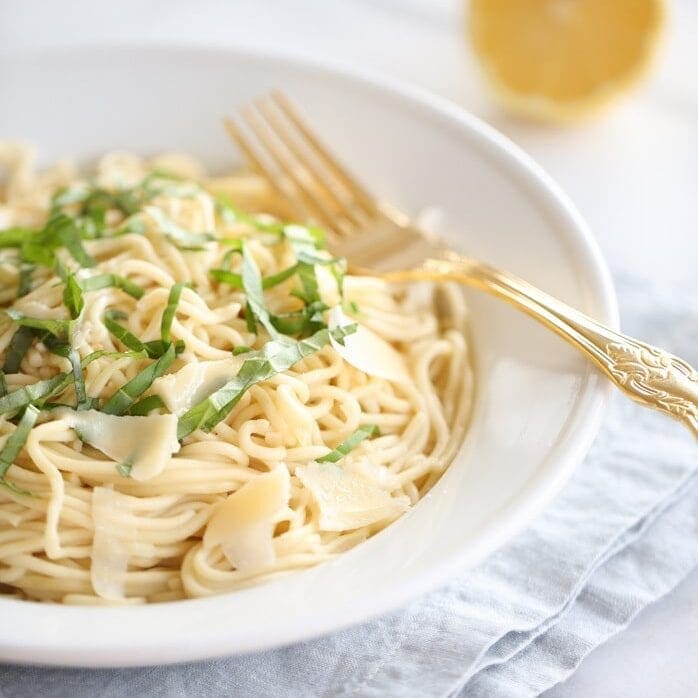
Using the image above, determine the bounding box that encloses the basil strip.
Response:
[0,404,39,494]
[126,395,165,416]
[67,347,87,409]
[270,302,327,336]
[241,244,279,339]
[209,268,243,289]
[145,207,215,250]
[0,227,33,249]
[103,310,147,353]
[104,310,179,358]
[215,193,285,234]
[79,274,145,300]
[17,264,34,297]
[101,343,176,416]
[143,338,185,358]
[209,265,297,291]
[20,213,95,269]
[0,372,72,416]
[161,282,186,344]
[317,424,380,463]
[5,310,73,341]
[3,327,36,373]
[82,349,148,367]
[63,274,84,320]
[262,264,299,289]
[177,324,356,439]
[0,370,6,397]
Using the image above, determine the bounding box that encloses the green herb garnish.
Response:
[145,206,215,250]
[161,282,186,344]
[20,213,95,269]
[62,273,84,320]
[3,326,36,373]
[0,372,72,416]
[67,347,88,409]
[126,395,165,416]
[79,273,145,300]
[0,404,39,495]
[5,310,73,341]
[241,243,279,339]
[317,424,380,463]
[101,343,176,416]
[177,324,356,439]
[209,268,243,289]
[0,227,33,249]
[17,264,34,297]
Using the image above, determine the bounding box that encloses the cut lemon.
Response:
[468,0,666,122]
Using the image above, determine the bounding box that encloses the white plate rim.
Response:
[0,43,619,667]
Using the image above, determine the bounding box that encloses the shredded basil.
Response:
[210,264,298,291]
[62,274,84,320]
[0,404,39,495]
[3,327,36,373]
[126,395,165,416]
[67,347,88,409]
[0,372,72,416]
[177,324,356,439]
[5,310,73,341]
[20,213,95,269]
[79,273,145,300]
[17,264,34,297]
[82,349,148,367]
[161,282,186,344]
[103,310,147,354]
[209,268,243,289]
[101,343,176,416]
[317,424,380,463]
[0,227,33,249]
[241,244,279,339]
[145,206,215,250]
[215,193,285,235]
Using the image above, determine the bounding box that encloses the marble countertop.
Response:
[2,1,696,694]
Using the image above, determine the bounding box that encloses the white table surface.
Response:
[2,1,697,695]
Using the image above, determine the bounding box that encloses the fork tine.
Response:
[223,116,306,222]
[271,91,379,218]
[240,105,346,237]
[255,96,365,229]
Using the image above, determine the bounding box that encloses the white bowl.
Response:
[0,45,617,667]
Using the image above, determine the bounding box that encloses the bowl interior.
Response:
[0,46,615,666]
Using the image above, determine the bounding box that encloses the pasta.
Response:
[0,142,473,604]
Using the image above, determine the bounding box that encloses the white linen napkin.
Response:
[1,273,696,697]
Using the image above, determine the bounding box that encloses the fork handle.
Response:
[382,253,698,438]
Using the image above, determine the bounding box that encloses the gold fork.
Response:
[224,92,698,438]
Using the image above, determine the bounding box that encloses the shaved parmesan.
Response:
[91,487,130,601]
[60,409,180,481]
[151,357,242,416]
[203,468,290,572]
[328,306,410,384]
[296,463,410,531]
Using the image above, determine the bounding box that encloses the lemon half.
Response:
[468,0,666,122]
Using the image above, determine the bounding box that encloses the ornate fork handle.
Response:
[382,253,698,438]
